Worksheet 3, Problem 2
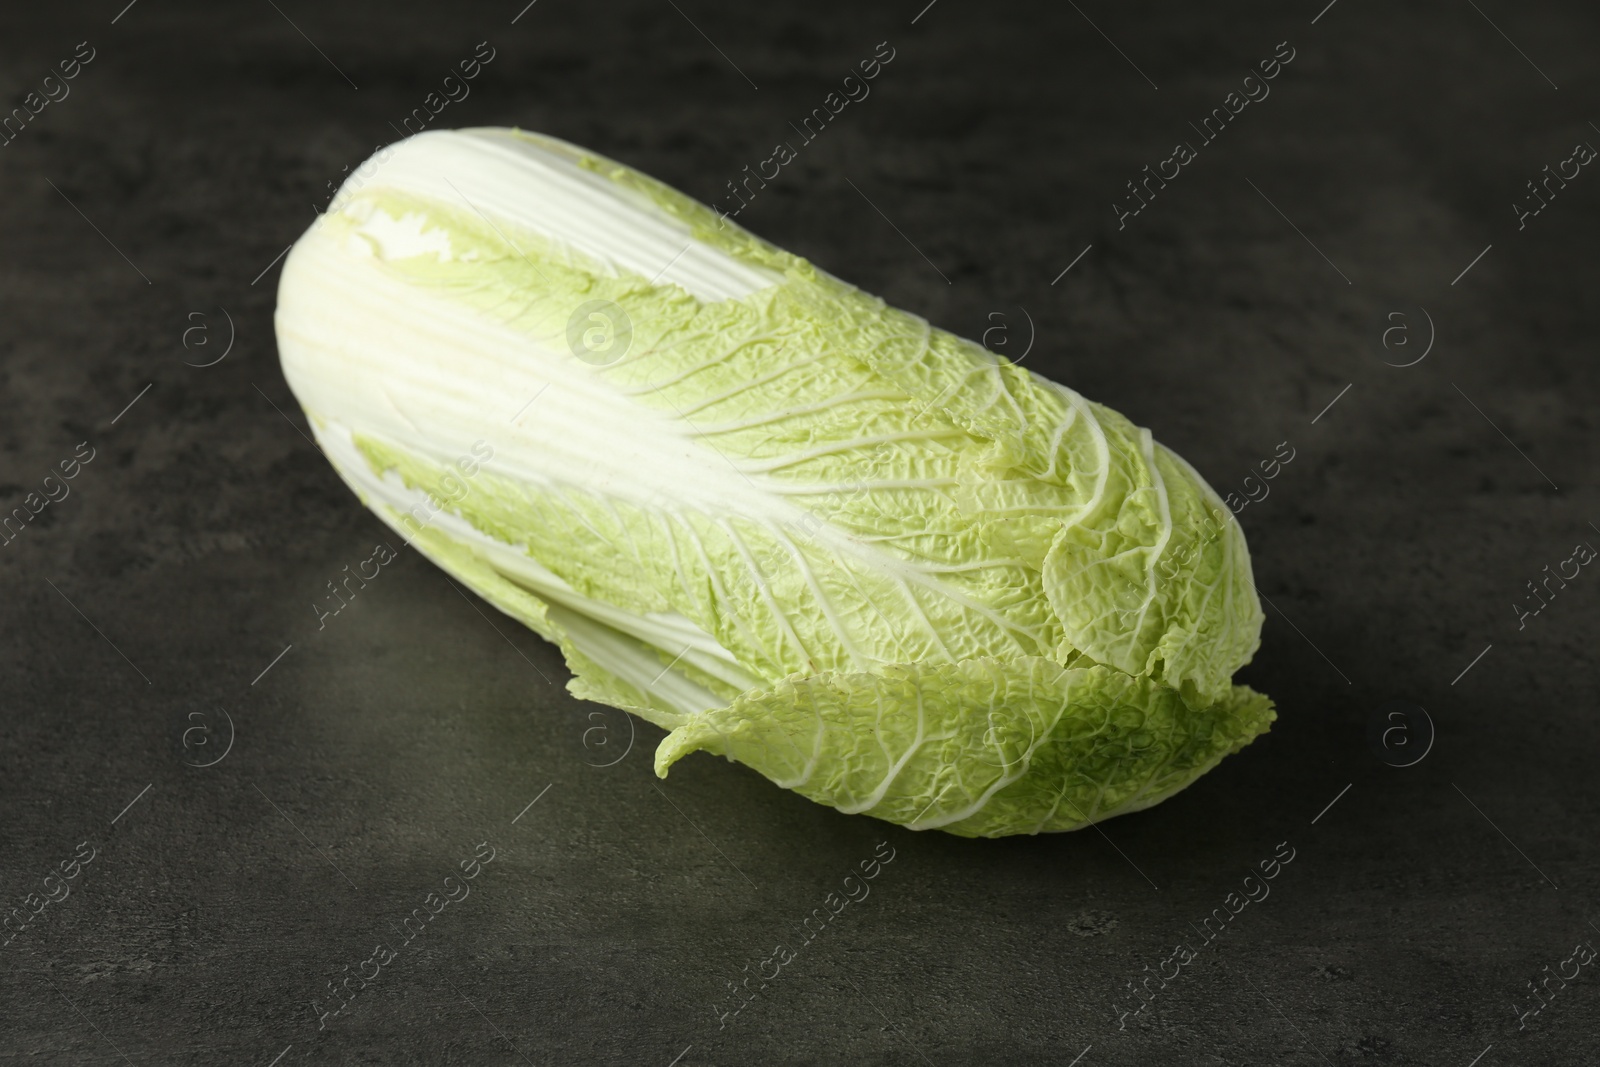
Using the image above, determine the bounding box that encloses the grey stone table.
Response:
[2,0,1597,1063]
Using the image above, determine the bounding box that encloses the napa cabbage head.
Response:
[273,127,1272,838]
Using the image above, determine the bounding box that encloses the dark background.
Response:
[2,0,1598,1063]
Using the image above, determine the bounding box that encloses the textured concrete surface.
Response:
[2,0,1598,1064]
